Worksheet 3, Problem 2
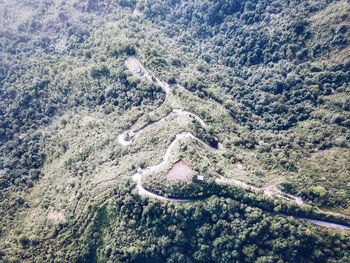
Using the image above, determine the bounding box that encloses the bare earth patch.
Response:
[166,160,193,182]
[125,57,152,82]
[47,211,66,224]
[235,160,244,169]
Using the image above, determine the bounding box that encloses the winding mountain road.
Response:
[125,57,171,95]
[120,57,350,231]
[118,109,209,147]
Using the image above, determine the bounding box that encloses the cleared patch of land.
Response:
[47,211,66,224]
[166,160,193,182]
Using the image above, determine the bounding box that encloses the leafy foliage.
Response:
[0,0,349,262]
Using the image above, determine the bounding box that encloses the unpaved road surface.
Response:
[125,57,171,94]
[118,109,208,147]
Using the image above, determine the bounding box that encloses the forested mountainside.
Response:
[0,0,349,262]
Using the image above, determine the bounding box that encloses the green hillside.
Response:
[0,0,349,262]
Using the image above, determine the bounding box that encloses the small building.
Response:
[197,175,204,181]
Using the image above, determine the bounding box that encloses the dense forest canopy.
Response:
[0,0,349,262]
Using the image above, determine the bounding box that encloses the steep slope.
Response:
[0,0,349,262]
